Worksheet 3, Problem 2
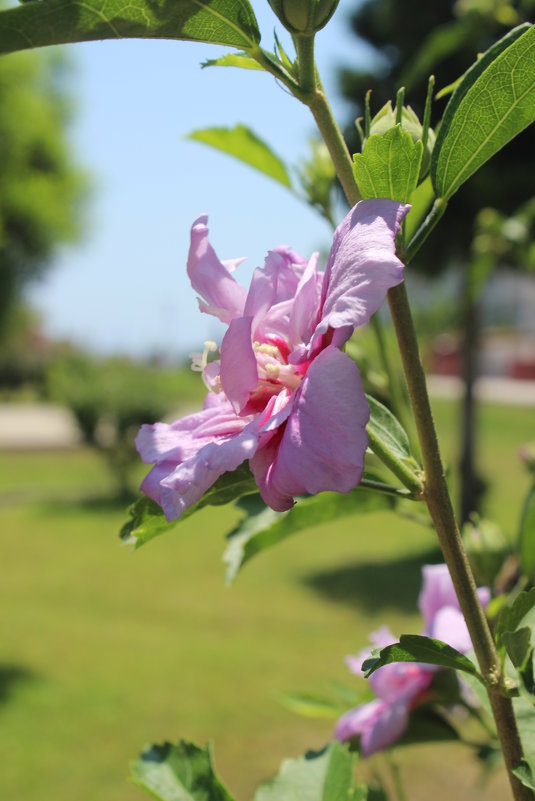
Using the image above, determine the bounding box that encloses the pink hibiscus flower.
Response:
[334,564,490,756]
[136,199,409,521]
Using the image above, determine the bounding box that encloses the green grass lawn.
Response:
[0,399,532,801]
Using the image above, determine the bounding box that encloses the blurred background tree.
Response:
[0,44,87,385]
[339,0,535,522]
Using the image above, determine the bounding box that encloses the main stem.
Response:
[306,85,530,801]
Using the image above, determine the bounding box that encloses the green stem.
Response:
[298,71,530,801]
[294,34,317,93]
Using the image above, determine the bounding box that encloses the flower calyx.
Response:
[268,0,340,35]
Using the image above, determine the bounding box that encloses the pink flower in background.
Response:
[136,199,409,521]
[334,564,490,756]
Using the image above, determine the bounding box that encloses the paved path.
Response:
[0,377,534,450]
[0,404,81,450]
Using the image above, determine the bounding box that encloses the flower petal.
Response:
[220,316,257,413]
[187,215,247,323]
[429,607,473,654]
[334,698,410,757]
[418,564,461,626]
[316,199,410,347]
[289,252,321,347]
[254,346,369,510]
[135,398,248,465]
[158,423,260,520]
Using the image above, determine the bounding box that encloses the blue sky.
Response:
[28,1,372,359]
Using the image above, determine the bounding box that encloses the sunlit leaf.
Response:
[253,742,354,801]
[353,125,423,203]
[0,0,261,55]
[362,634,483,682]
[202,51,263,70]
[432,23,535,199]
[224,483,396,583]
[120,463,257,549]
[131,740,235,801]
[187,124,292,188]
[366,395,411,460]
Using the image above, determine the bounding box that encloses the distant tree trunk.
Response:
[459,264,485,524]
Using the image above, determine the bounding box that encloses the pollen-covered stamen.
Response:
[253,338,302,391]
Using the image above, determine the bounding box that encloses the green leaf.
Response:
[431,23,535,200]
[396,707,460,747]
[496,587,535,658]
[514,695,535,781]
[519,483,535,579]
[366,395,411,460]
[187,124,292,189]
[503,627,532,669]
[253,742,355,801]
[121,463,257,549]
[0,0,261,56]
[202,52,263,70]
[353,125,423,203]
[279,692,345,720]
[120,496,177,549]
[513,761,535,791]
[223,484,396,583]
[362,634,483,682]
[131,740,236,801]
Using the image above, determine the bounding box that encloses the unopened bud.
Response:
[268,0,339,34]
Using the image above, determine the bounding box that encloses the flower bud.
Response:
[268,0,339,34]
[367,101,436,178]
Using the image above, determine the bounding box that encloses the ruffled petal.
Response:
[360,699,411,756]
[187,215,247,323]
[334,698,410,757]
[289,252,321,347]
[158,423,260,521]
[135,398,248,465]
[256,346,369,510]
[315,199,410,347]
[220,316,257,413]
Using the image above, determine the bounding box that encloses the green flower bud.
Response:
[366,101,436,179]
[268,0,339,34]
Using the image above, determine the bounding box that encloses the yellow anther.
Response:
[258,343,279,357]
[265,363,281,379]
